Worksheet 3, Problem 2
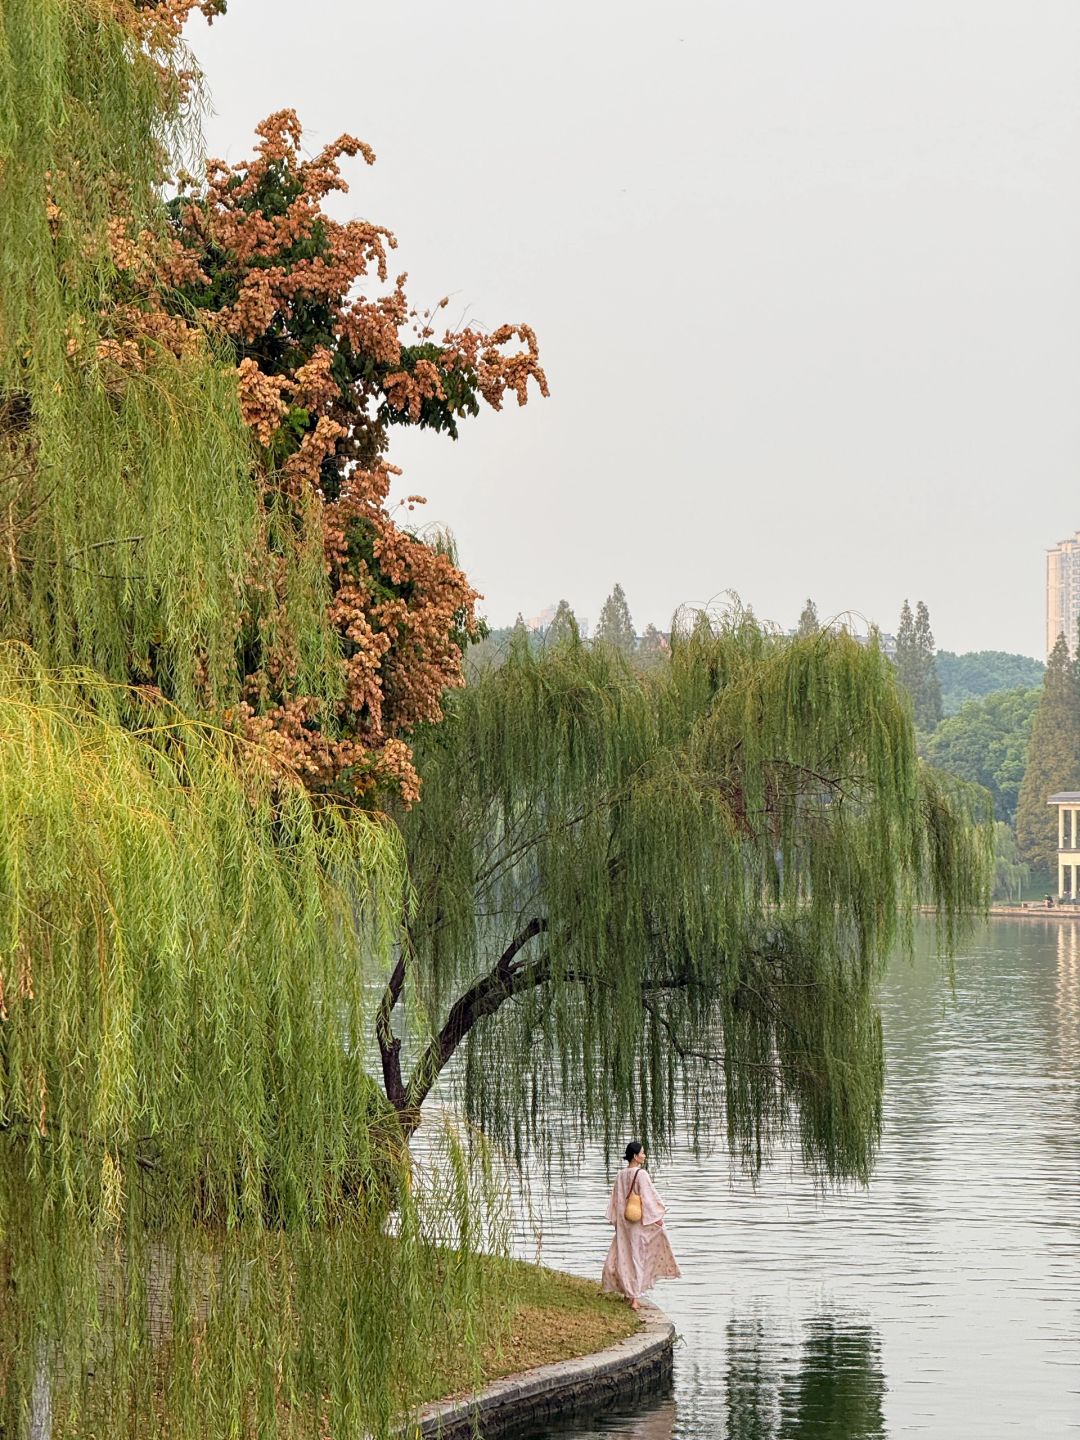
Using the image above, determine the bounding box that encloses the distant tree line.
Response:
[936,650,1045,714]
[796,596,1051,896]
[481,587,1065,892]
[469,583,671,673]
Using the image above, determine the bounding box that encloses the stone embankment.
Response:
[987,905,1080,922]
[407,1301,675,1439]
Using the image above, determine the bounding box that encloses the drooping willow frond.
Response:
[0,3,517,1432]
[0,0,340,714]
[396,616,993,1183]
[0,648,514,1438]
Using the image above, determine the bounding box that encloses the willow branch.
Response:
[376,951,408,1112]
[399,916,548,1127]
[641,994,809,1079]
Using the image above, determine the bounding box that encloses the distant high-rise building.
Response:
[1046,531,1080,657]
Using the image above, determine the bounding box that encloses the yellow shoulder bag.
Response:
[624,1166,643,1223]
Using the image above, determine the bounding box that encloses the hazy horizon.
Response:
[186,1,1080,660]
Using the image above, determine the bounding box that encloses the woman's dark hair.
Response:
[624,1140,643,1164]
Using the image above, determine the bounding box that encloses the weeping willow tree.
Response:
[0,652,514,1440]
[384,613,992,1182]
[0,0,338,712]
[0,5,512,1438]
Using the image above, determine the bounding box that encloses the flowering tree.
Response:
[154,111,548,800]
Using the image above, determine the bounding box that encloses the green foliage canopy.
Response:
[1015,633,1080,875]
[923,688,1039,825]
[0,5,511,1437]
[936,650,1045,716]
[991,820,1029,902]
[0,649,516,1440]
[388,614,992,1186]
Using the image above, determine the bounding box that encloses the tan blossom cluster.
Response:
[54,105,542,803]
[235,456,479,806]
[170,112,547,465]
[236,358,288,447]
[115,0,226,47]
[157,111,543,804]
[441,323,548,411]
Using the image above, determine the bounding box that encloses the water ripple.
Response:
[516,921,1080,1439]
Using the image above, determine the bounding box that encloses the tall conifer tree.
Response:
[895,599,942,730]
[1015,633,1080,876]
[546,598,580,645]
[895,600,917,693]
[914,601,943,728]
[595,583,636,652]
[797,598,820,637]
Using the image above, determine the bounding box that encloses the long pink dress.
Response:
[601,1164,681,1300]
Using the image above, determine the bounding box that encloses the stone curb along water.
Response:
[401,1301,676,1439]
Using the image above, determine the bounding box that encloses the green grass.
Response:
[415,1257,642,1406]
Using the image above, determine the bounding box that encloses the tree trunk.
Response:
[29,1340,51,1440]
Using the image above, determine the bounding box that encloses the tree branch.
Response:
[642,994,802,1078]
[376,952,408,1113]
[398,917,548,1129]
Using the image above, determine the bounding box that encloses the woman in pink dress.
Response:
[602,1141,680,1310]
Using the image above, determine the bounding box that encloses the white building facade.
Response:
[1048,792,1080,898]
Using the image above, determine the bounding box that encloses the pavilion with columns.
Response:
[1048,792,1080,899]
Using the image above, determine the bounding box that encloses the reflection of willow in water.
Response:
[541,1395,676,1439]
[625,1397,677,1438]
[725,1316,886,1439]
[1056,924,1080,1065]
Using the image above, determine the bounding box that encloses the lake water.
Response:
[518,920,1080,1438]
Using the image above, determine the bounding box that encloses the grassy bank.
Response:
[416,1258,642,1406]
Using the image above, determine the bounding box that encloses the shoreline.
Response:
[984,905,1080,923]
[917,905,1080,924]
[408,1300,675,1439]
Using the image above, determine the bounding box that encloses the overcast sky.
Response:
[187,1,1080,656]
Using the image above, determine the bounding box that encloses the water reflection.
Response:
[724,1317,885,1440]
[624,1398,676,1439]
[1056,923,1080,1066]
[518,924,1080,1439]
[541,1395,677,1438]
[724,1317,778,1439]
[778,1319,885,1439]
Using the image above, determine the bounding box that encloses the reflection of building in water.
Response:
[1056,924,1080,1064]
[1047,793,1080,898]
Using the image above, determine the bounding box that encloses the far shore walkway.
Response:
[986,904,1080,922]
[917,904,1080,923]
